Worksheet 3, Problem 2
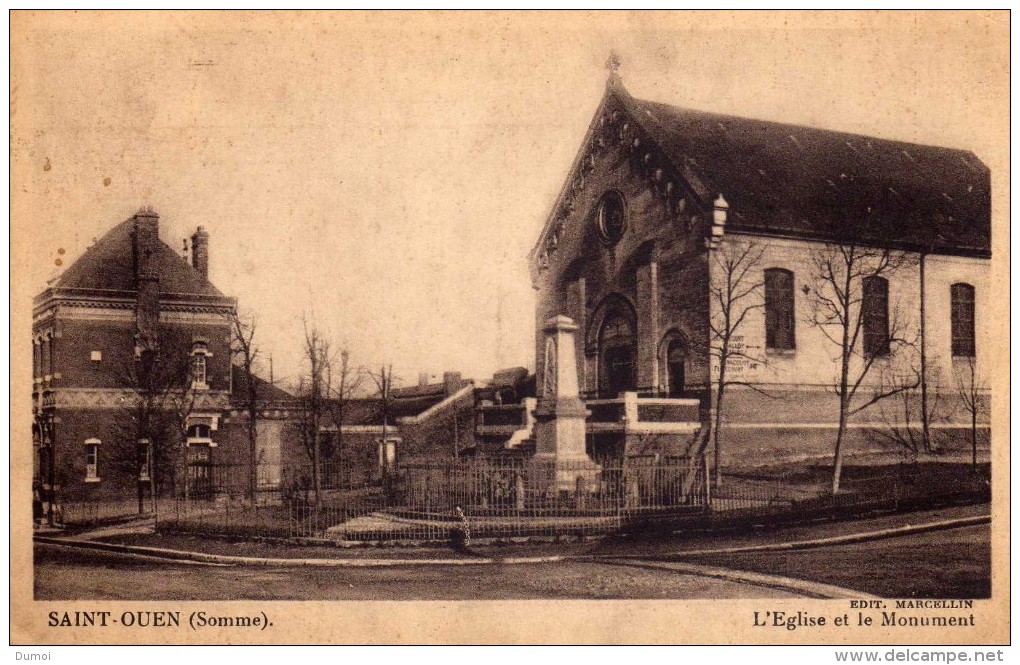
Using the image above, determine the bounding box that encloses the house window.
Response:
[84,438,100,482]
[951,283,976,357]
[192,354,207,386]
[764,268,795,351]
[191,341,210,389]
[138,438,152,482]
[862,276,890,357]
[187,423,212,441]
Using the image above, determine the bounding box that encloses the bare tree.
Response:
[707,241,771,486]
[325,347,363,483]
[111,325,198,512]
[954,356,986,469]
[366,364,396,473]
[805,241,918,493]
[872,358,945,461]
[229,309,262,505]
[294,320,334,509]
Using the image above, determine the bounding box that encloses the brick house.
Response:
[523,71,991,466]
[32,209,240,515]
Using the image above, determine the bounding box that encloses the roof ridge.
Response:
[49,214,228,298]
[630,95,985,165]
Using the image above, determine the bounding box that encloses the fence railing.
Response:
[156,458,991,544]
[159,455,710,541]
[55,497,171,527]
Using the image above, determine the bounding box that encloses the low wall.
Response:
[714,425,990,470]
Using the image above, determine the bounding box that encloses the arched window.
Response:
[191,341,210,389]
[84,438,101,482]
[862,276,890,357]
[951,283,976,357]
[764,268,795,351]
[193,355,207,384]
[187,423,212,440]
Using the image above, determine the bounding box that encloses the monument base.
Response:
[532,452,601,496]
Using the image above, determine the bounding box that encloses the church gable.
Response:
[530,81,713,289]
[533,76,991,276]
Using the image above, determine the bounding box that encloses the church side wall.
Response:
[708,232,991,467]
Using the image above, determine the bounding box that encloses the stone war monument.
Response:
[533,315,599,494]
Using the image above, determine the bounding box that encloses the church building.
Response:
[527,67,991,466]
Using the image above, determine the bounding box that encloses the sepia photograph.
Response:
[10,9,1009,647]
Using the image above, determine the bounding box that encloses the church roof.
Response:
[616,88,990,256]
[48,216,227,299]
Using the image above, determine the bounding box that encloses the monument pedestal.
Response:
[533,315,599,494]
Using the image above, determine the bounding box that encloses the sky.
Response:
[12,11,1009,391]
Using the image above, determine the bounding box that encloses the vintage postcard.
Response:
[10,10,1009,647]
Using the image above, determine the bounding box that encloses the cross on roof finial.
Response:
[605,50,622,89]
[606,50,621,74]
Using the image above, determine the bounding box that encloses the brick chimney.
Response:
[132,208,160,353]
[191,226,209,278]
[443,371,464,396]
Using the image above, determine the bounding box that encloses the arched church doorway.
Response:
[666,336,687,397]
[599,315,636,397]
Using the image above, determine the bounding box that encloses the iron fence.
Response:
[159,455,710,542]
[156,457,990,544]
[56,497,170,527]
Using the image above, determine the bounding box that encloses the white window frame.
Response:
[138,438,152,481]
[84,438,101,482]
[190,343,212,390]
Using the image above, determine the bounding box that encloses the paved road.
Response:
[34,545,805,600]
[690,523,990,599]
[34,505,989,600]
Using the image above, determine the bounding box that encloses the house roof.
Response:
[230,365,298,405]
[618,88,990,256]
[49,216,228,298]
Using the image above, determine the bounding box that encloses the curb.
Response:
[35,512,988,569]
[33,536,565,568]
[597,559,879,599]
[603,514,990,560]
[36,537,877,600]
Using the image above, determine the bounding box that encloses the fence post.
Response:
[625,475,639,509]
[703,451,712,512]
[514,470,525,512]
